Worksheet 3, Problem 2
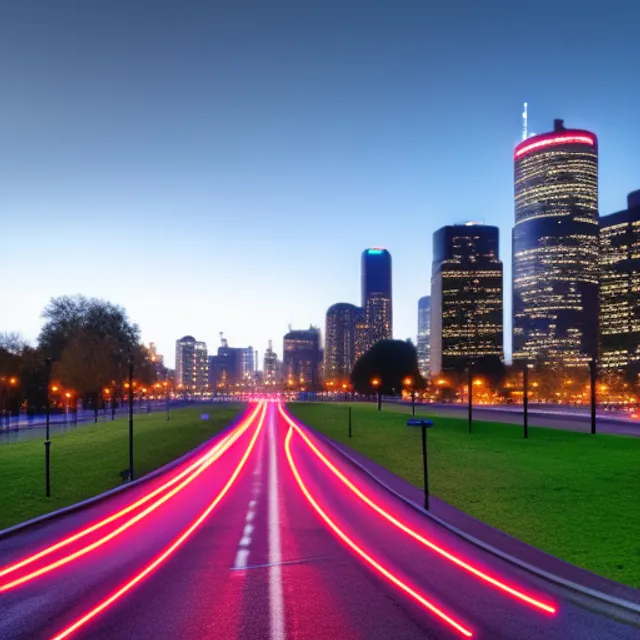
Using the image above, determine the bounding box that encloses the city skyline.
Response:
[3,2,639,368]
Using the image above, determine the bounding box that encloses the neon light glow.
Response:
[0,403,263,582]
[284,426,473,638]
[367,248,385,254]
[49,405,266,640]
[514,134,595,159]
[279,405,556,615]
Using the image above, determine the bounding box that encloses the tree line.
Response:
[0,296,156,415]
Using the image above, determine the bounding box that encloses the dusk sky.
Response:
[2,1,639,367]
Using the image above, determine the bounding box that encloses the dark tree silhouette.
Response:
[350,340,425,395]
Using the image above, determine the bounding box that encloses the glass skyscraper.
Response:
[324,303,361,382]
[600,190,640,377]
[430,224,503,374]
[512,119,599,367]
[416,296,431,378]
[361,248,392,347]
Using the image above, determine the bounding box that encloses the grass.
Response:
[0,404,244,530]
[288,402,640,589]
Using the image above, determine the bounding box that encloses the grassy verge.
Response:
[288,402,640,588]
[0,404,244,530]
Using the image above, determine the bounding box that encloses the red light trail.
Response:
[284,425,474,638]
[48,402,266,640]
[279,405,556,615]
[0,402,264,592]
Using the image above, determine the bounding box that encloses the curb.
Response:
[310,427,640,617]
[0,408,246,541]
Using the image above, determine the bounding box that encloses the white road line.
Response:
[242,524,254,537]
[268,405,286,640]
[234,549,249,569]
[246,510,255,523]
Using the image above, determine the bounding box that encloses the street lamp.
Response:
[371,378,381,411]
[403,377,415,416]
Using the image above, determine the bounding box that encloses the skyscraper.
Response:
[324,303,361,382]
[361,248,392,347]
[283,326,322,389]
[263,340,280,387]
[430,224,503,374]
[600,190,640,377]
[175,336,208,393]
[513,119,599,367]
[416,296,431,378]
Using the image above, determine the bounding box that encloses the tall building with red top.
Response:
[512,119,599,367]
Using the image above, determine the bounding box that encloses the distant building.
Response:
[208,342,255,390]
[600,190,640,376]
[325,303,361,382]
[175,336,208,393]
[283,326,322,389]
[430,224,503,374]
[416,296,431,378]
[263,340,280,387]
[513,119,599,367]
[361,248,392,347]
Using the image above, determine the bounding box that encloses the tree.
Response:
[39,295,140,362]
[350,340,425,395]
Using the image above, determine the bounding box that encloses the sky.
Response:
[2,1,639,368]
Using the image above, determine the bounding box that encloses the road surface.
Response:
[379,400,640,437]
[0,400,637,639]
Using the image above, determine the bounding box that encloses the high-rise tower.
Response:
[361,248,392,347]
[430,224,503,374]
[324,303,361,382]
[512,119,599,367]
[416,296,431,378]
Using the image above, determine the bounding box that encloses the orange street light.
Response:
[124,382,130,389]
[437,378,447,386]
[104,387,111,395]
[371,378,380,387]
[65,392,72,399]
[342,383,348,390]
[403,377,413,387]
[9,377,17,386]
[473,379,483,387]
[51,385,59,393]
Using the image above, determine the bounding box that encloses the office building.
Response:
[430,224,503,374]
[361,248,392,347]
[283,326,322,389]
[513,119,599,367]
[325,303,361,382]
[416,296,431,378]
[600,190,640,376]
[263,340,281,386]
[208,338,255,390]
[175,336,208,393]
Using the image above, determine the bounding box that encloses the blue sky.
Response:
[2,1,639,367]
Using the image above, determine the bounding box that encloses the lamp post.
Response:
[407,418,434,510]
[165,381,171,421]
[522,366,529,439]
[403,376,415,416]
[467,365,473,434]
[371,378,381,411]
[589,358,597,435]
[128,362,134,481]
[44,358,52,497]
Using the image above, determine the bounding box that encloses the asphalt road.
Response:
[388,401,640,437]
[0,400,637,639]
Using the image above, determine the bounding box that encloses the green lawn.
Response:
[0,404,244,530]
[288,402,640,589]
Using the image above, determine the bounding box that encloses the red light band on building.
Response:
[515,134,595,159]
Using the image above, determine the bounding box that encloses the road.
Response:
[0,400,637,639]
[380,400,640,437]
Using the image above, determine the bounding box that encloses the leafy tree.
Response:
[39,295,140,362]
[350,340,425,395]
